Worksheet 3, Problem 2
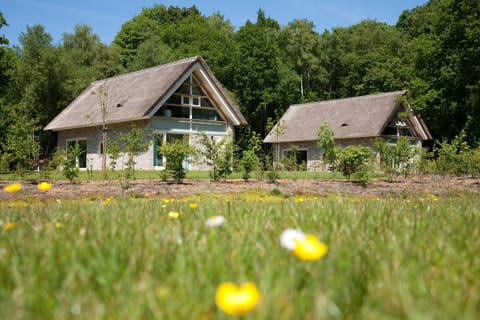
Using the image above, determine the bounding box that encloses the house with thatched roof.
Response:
[45,56,247,171]
[264,91,432,171]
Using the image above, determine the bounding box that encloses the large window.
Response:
[282,148,307,170]
[66,139,87,169]
[154,133,189,169]
[155,75,224,122]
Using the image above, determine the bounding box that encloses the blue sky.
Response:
[2,0,428,46]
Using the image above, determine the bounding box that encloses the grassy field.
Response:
[0,190,479,319]
[0,169,341,182]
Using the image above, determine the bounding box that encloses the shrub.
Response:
[157,138,192,183]
[335,145,374,183]
[240,149,258,181]
[374,137,416,182]
[198,133,234,181]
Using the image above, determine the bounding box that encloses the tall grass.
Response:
[0,192,479,319]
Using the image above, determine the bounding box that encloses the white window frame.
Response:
[154,132,190,170]
[66,138,88,169]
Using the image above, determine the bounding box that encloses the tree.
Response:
[317,121,336,169]
[9,25,70,157]
[280,19,326,100]
[120,126,151,180]
[157,137,191,183]
[317,121,374,183]
[113,5,201,68]
[319,20,409,99]
[198,133,234,181]
[232,10,283,136]
[374,137,416,181]
[400,0,480,145]
[1,107,40,173]
[92,81,109,177]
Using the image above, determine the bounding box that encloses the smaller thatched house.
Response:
[264,91,432,170]
[45,56,247,171]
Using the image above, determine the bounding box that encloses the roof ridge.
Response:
[291,90,407,108]
[91,56,201,85]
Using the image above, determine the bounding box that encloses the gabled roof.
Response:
[264,91,432,143]
[45,56,247,131]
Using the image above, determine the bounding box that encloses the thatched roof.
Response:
[45,56,247,131]
[264,91,431,143]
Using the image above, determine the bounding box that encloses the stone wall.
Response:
[56,120,233,171]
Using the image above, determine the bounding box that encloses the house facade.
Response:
[45,56,247,170]
[264,91,432,171]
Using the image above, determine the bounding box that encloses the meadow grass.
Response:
[0,169,341,182]
[0,191,479,319]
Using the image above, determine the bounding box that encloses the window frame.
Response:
[66,138,88,169]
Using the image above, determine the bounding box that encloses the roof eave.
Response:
[44,117,150,132]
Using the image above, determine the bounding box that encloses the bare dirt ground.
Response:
[1,176,479,201]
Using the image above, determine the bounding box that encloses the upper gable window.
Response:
[382,112,414,137]
[156,75,224,122]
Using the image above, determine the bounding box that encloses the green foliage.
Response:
[403,0,480,145]
[63,144,80,183]
[232,10,284,135]
[198,132,234,181]
[1,193,479,319]
[240,150,258,181]
[1,108,40,172]
[316,122,374,183]
[374,137,416,181]
[336,145,374,184]
[263,154,280,183]
[430,131,480,176]
[119,126,151,181]
[106,138,121,172]
[2,0,480,166]
[317,121,336,167]
[157,137,191,183]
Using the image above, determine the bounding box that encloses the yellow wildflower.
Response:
[294,197,305,203]
[55,222,64,229]
[215,282,261,316]
[293,234,328,261]
[168,211,180,219]
[4,222,17,230]
[37,181,52,191]
[188,202,198,209]
[3,183,22,193]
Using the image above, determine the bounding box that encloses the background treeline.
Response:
[0,0,479,170]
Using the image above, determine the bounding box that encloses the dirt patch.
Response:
[1,176,479,201]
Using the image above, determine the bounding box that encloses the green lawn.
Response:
[0,169,341,182]
[0,191,479,319]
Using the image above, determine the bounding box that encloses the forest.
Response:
[0,0,479,171]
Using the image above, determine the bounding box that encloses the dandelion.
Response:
[280,229,328,261]
[280,229,306,250]
[37,181,52,191]
[3,183,22,193]
[102,197,114,205]
[205,215,225,227]
[293,234,328,261]
[188,202,198,209]
[168,211,180,219]
[55,222,64,229]
[294,197,305,203]
[215,282,261,316]
[3,222,17,230]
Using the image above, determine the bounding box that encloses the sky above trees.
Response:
[2,0,428,45]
